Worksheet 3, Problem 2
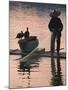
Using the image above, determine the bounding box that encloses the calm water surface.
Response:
[9,2,66,88]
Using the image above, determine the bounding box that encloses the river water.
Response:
[9,1,66,88]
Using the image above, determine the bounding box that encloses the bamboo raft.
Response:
[10,48,66,59]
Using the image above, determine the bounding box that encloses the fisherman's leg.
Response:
[50,33,55,53]
[57,37,61,54]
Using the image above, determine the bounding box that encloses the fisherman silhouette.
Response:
[24,27,30,39]
[48,10,63,54]
[16,31,24,39]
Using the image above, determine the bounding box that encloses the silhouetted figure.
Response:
[16,31,24,39]
[48,10,63,53]
[24,27,30,39]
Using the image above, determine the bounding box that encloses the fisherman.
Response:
[24,27,30,39]
[48,9,63,54]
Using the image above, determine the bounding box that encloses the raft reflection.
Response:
[17,54,40,88]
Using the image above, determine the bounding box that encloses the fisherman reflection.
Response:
[50,57,63,86]
[48,10,63,54]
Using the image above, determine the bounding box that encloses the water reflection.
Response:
[17,54,63,87]
[17,54,41,87]
[51,57,63,86]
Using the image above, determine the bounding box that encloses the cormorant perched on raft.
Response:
[16,31,24,39]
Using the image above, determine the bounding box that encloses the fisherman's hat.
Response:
[50,9,61,17]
